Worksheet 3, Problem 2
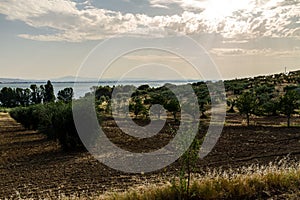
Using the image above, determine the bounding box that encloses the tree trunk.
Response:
[287,115,291,127]
[173,112,177,121]
[247,114,250,126]
[187,154,190,199]
[228,105,235,113]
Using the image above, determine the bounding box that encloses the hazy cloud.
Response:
[0,0,298,42]
[211,47,300,57]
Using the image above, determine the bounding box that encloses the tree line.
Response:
[5,80,77,151]
[0,80,73,107]
[5,70,300,152]
[226,71,300,127]
[235,88,299,127]
[91,80,299,127]
[90,83,212,122]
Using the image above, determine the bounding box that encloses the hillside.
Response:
[0,70,300,199]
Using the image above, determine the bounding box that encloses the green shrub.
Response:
[9,102,84,151]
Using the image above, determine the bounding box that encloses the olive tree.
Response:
[236,91,257,126]
[57,87,73,103]
[279,90,299,127]
[165,99,180,121]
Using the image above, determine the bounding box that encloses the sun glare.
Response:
[201,0,255,20]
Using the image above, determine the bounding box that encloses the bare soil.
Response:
[1,112,300,199]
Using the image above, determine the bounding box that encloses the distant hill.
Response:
[0,78,40,83]
[52,76,98,82]
[0,76,98,83]
[1,70,299,84]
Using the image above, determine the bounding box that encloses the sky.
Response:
[0,0,299,80]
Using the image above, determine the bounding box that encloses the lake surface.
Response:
[0,80,198,99]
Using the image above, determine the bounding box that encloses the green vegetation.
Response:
[89,70,300,127]
[0,80,73,107]
[1,70,300,199]
[129,96,148,119]
[1,80,77,151]
[236,91,257,126]
[225,71,300,126]
[43,80,56,103]
[0,107,10,113]
[1,70,299,153]
[57,87,73,103]
[9,102,82,151]
[279,90,300,127]
[173,134,202,199]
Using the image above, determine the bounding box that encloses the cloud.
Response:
[211,47,300,57]
[150,4,170,9]
[0,0,141,41]
[149,0,206,11]
[222,40,249,44]
[123,54,183,62]
[211,48,270,56]
[148,0,300,39]
[0,0,298,42]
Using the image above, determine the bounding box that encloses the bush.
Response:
[50,103,82,151]
[10,105,39,131]
[9,102,84,151]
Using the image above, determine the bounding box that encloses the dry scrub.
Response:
[98,158,300,200]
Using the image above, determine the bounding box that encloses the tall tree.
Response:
[30,84,38,104]
[37,85,44,104]
[23,88,31,106]
[279,90,299,127]
[43,80,55,103]
[196,88,210,118]
[129,97,146,119]
[30,84,43,104]
[165,99,180,121]
[15,88,30,106]
[227,98,236,113]
[57,87,73,103]
[95,86,112,100]
[15,88,24,106]
[0,87,16,107]
[236,91,257,126]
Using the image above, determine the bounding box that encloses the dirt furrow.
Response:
[1,112,300,198]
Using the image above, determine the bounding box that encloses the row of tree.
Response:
[236,89,299,127]
[9,102,81,151]
[7,81,77,151]
[91,83,211,122]
[6,70,300,153]
[224,71,300,127]
[91,81,300,127]
[0,81,73,107]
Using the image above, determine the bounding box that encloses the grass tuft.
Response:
[100,158,300,200]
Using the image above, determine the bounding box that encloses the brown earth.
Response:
[0,112,300,199]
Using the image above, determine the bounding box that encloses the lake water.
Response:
[0,80,197,99]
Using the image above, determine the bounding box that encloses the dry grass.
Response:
[16,158,298,200]
[94,158,300,200]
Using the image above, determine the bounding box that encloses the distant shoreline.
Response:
[0,80,200,84]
